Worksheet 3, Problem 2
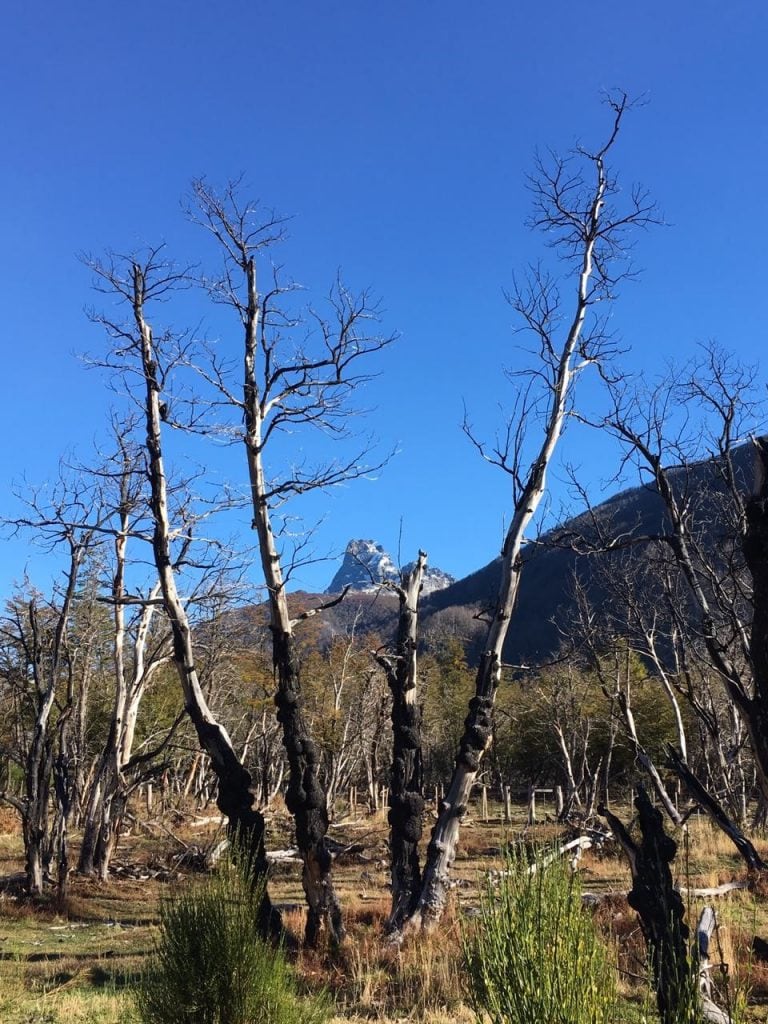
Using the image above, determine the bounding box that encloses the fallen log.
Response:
[681,882,747,899]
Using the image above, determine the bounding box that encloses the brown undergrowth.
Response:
[290,898,469,1020]
[1,805,768,1021]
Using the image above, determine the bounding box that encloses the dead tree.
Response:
[666,745,766,871]
[189,180,395,945]
[0,471,107,894]
[405,92,657,931]
[575,594,689,827]
[374,551,427,932]
[86,252,281,936]
[604,349,768,833]
[601,788,698,1024]
[78,430,172,879]
[0,571,90,894]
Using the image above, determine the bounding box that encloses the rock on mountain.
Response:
[326,540,398,592]
[326,540,455,595]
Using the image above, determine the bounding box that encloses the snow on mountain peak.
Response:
[325,540,454,595]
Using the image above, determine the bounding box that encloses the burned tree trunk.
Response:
[404,95,651,931]
[742,437,768,791]
[273,627,343,946]
[187,180,399,944]
[121,258,280,937]
[375,552,427,934]
[601,788,695,1024]
[409,646,500,929]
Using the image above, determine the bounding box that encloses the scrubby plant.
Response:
[461,845,616,1024]
[136,860,328,1024]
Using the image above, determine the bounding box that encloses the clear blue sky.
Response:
[1,1,767,597]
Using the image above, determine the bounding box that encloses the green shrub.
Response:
[135,861,328,1024]
[461,846,616,1024]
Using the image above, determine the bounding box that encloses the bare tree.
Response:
[187,180,395,945]
[85,251,281,935]
[78,429,174,878]
[0,471,105,894]
[405,93,657,931]
[602,789,702,1024]
[574,582,690,826]
[601,346,768,839]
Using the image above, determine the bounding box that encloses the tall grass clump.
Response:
[461,845,616,1024]
[136,860,328,1024]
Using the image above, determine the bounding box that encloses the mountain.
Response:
[326,539,455,596]
[423,441,756,666]
[240,443,757,667]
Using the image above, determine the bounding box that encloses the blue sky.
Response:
[1,1,767,597]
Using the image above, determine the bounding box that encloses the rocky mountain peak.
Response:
[326,539,455,595]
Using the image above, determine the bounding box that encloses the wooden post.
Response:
[481,785,488,822]
[527,784,536,825]
[503,785,511,824]
[695,906,731,1022]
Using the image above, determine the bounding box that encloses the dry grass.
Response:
[336,902,467,1018]
[2,802,768,1021]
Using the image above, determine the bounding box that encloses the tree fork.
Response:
[129,259,281,938]
[403,93,654,931]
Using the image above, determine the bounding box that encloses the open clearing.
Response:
[2,802,768,1023]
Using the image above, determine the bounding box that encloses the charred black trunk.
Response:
[186,693,281,938]
[273,628,343,946]
[381,555,426,932]
[742,439,768,792]
[601,788,694,1024]
[387,688,424,930]
[411,651,498,926]
[456,662,497,777]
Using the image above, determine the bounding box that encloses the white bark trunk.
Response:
[240,254,343,945]
[129,262,279,936]
[406,145,611,932]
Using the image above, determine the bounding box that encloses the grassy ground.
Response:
[1,804,768,1022]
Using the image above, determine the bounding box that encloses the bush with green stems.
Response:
[461,845,616,1024]
[135,860,328,1024]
